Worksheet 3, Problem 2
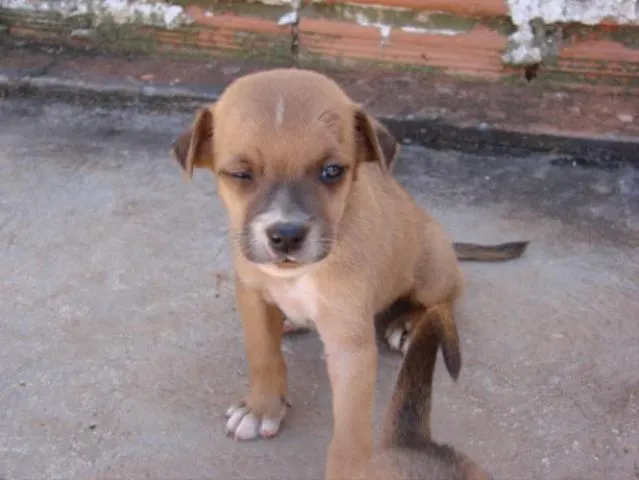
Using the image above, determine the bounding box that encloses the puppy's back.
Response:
[358,308,492,480]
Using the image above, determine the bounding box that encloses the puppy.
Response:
[357,304,492,480]
[171,68,528,480]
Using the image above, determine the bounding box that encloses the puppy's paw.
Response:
[225,396,289,441]
[282,317,312,335]
[384,318,412,355]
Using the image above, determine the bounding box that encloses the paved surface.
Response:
[0,98,638,480]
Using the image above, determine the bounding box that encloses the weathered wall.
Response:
[1,0,638,75]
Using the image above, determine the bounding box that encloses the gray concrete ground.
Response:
[0,98,638,480]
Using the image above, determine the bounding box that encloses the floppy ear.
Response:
[354,109,400,172]
[170,107,214,179]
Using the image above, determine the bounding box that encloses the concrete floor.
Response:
[0,99,637,480]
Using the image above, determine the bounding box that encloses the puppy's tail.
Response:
[380,304,461,449]
[453,241,529,262]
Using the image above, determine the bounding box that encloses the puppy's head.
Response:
[172,69,398,269]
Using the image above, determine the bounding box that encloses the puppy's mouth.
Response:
[276,258,302,269]
[239,227,332,267]
[266,250,322,268]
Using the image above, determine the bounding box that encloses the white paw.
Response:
[384,320,412,355]
[225,401,288,440]
[283,317,312,335]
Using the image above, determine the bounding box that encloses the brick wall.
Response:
[1,0,638,85]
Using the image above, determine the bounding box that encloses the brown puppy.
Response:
[357,305,492,480]
[171,68,527,480]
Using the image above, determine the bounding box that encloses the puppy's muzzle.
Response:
[241,181,331,266]
[266,221,310,255]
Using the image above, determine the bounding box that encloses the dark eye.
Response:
[319,164,345,184]
[230,171,253,182]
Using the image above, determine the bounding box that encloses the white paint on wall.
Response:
[0,0,192,28]
[401,25,462,36]
[354,11,391,44]
[277,10,297,25]
[0,0,86,16]
[504,0,638,65]
[507,0,638,27]
[502,23,543,64]
[95,0,188,28]
[257,0,294,5]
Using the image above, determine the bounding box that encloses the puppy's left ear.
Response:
[171,107,214,179]
[354,109,399,172]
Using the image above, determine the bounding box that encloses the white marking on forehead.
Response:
[275,95,285,125]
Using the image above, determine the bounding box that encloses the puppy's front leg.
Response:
[318,312,377,480]
[225,276,288,440]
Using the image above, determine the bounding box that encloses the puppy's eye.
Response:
[229,171,253,182]
[319,164,345,184]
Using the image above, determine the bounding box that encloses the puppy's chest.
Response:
[263,275,319,327]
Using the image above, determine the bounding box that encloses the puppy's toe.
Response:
[385,326,404,351]
[225,399,288,441]
[282,317,311,335]
[384,320,412,355]
[225,405,251,436]
[259,404,287,438]
[234,413,260,440]
[400,335,411,355]
[225,403,244,418]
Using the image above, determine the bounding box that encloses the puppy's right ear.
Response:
[171,107,214,179]
[368,116,400,172]
[354,109,400,173]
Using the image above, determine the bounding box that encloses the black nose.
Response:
[266,222,309,253]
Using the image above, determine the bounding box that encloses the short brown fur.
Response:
[171,68,528,480]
